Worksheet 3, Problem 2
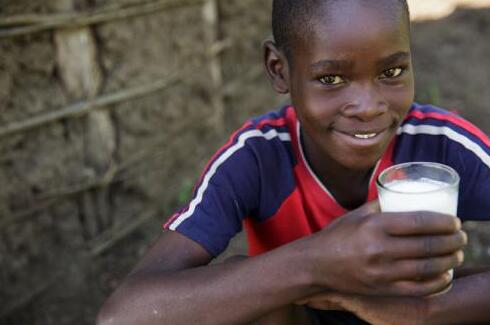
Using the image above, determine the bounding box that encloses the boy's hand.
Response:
[297,291,430,325]
[302,201,467,297]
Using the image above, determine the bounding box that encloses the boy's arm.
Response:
[300,268,490,324]
[97,202,465,325]
[96,230,321,325]
[428,270,490,324]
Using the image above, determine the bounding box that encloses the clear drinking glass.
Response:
[376,162,460,293]
[377,162,460,214]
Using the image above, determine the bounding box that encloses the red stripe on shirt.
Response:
[169,121,254,224]
[195,113,289,189]
[406,110,490,147]
[193,121,253,191]
[163,212,180,229]
[256,117,288,129]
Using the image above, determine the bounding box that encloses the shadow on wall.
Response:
[411,7,490,132]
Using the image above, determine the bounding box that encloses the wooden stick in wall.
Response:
[0,0,205,38]
[0,76,180,138]
[54,0,115,238]
[202,0,225,132]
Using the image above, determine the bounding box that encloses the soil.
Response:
[0,2,489,324]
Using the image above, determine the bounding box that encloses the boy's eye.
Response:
[319,75,344,85]
[380,67,404,79]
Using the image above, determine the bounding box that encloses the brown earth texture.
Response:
[0,1,489,324]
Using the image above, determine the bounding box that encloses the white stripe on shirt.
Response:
[169,129,291,230]
[397,124,490,168]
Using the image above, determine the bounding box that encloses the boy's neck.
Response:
[301,129,374,210]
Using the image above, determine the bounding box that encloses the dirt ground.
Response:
[1,2,490,325]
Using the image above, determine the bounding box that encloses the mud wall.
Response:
[0,1,278,323]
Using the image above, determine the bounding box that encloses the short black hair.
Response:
[272,0,410,56]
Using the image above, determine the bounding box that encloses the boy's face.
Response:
[286,1,414,171]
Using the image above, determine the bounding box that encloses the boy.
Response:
[97,0,490,324]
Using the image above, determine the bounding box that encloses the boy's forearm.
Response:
[428,271,490,325]
[97,242,320,325]
[454,265,490,278]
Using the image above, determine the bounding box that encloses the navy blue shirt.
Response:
[166,103,490,257]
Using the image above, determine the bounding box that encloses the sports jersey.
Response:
[165,103,490,257]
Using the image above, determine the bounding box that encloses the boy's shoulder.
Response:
[226,105,296,145]
[247,105,294,131]
[213,105,296,168]
[396,103,489,172]
[401,102,488,145]
[404,102,465,125]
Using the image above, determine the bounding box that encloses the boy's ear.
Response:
[263,39,290,94]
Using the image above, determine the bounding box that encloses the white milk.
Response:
[378,179,459,285]
[378,179,458,215]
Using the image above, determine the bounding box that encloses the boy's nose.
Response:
[341,87,388,121]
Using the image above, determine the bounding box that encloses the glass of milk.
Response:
[377,162,460,214]
[376,162,460,292]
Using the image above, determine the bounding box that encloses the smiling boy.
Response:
[97,1,490,324]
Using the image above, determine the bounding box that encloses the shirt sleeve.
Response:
[164,139,260,257]
[399,105,490,222]
[455,134,490,221]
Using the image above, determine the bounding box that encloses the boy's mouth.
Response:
[341,129,386,139]
[334,128,389,147]
[353,132,378,139]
